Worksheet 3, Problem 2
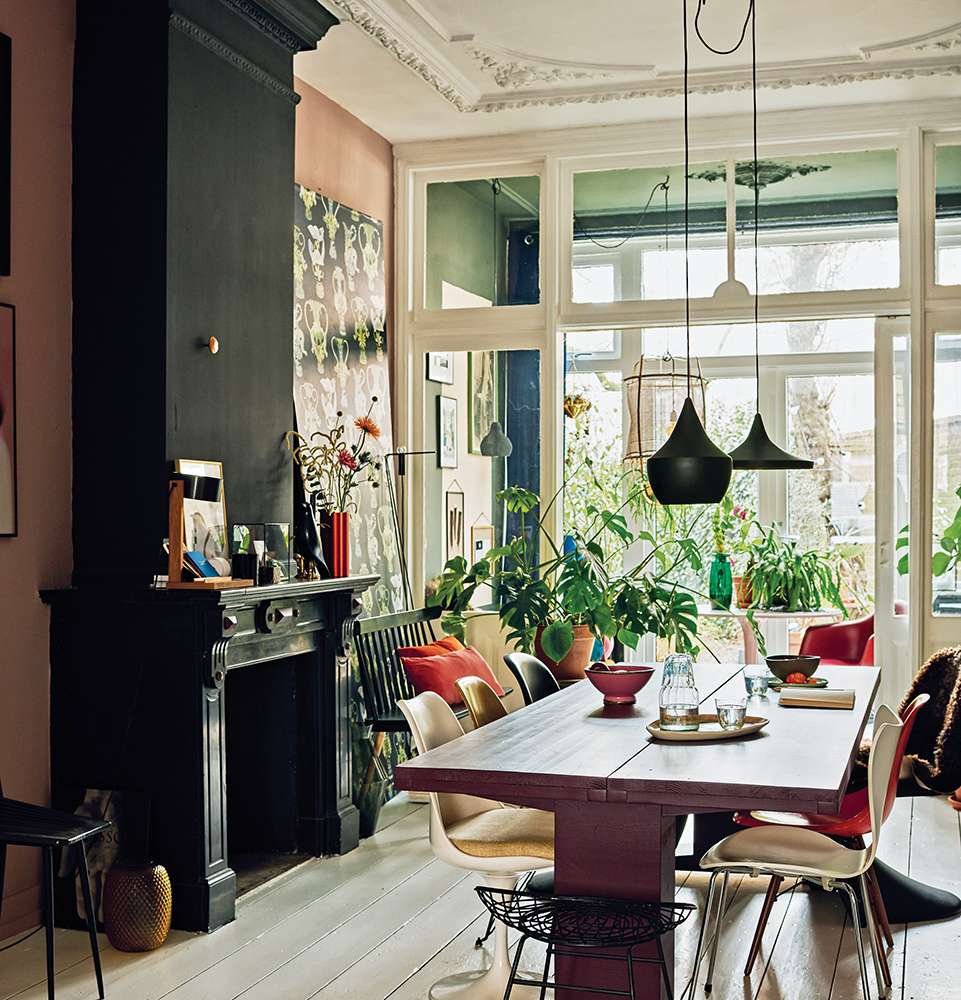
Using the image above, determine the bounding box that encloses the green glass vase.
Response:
[709,553,733,610]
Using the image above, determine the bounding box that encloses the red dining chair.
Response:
[731,693,928,984]
[798,613,875,665]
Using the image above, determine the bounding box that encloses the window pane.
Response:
[936,144,961,287]
[642,318,874,359]
[932,333,961,614]
[735,150,899,293]
[572,163,726,302]
[426,176,540,308]
[787,373,875,609]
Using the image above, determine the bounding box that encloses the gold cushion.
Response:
[447,808,555,860]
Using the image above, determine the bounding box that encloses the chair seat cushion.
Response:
[401,645,505,705]
[447,807,555,860]
[700,824,868,883]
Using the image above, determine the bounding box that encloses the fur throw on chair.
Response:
[897,645,961,794]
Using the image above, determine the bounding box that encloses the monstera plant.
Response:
[429,485,702,667]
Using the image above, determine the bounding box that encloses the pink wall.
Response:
[0,0,76,937]
[294,80,395,410]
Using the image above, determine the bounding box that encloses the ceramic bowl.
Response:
[764,654,820,681]
[585,663,655,704]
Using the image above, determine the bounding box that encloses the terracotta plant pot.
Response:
[534,624,595,682]
[735,575,752,608]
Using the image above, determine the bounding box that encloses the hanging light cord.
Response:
[572,178,669,250]
[694,0,753,55]
[683,0,691,398]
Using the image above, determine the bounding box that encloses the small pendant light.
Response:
[727,0,813,471]
[647,0,732,505]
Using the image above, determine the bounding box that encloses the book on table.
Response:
[778,687,855,709]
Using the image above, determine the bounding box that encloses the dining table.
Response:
[394,661,881,1000]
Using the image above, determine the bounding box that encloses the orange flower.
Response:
[355,414,381,439]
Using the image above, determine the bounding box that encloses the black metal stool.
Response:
[476,886,695,1000]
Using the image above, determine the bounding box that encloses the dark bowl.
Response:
[585,663,655,704]
[764,654,820,681]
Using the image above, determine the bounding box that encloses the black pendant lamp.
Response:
[647,0,732,505]
[727,0,813,471]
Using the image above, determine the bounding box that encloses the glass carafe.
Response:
[659,652,700,731]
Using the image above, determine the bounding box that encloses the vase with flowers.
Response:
[287,399,382,577]
[709,495,752,609]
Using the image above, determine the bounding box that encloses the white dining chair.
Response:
[690,708,903,1000]
[398,691,555,1000]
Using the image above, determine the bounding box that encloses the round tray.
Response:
[768,677,828,691]
[647,715,769,741]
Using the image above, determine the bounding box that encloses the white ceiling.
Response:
[293,1,961,144]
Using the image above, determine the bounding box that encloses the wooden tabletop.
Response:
[394,662,881,818]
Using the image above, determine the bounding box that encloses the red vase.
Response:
[320,511,350,577]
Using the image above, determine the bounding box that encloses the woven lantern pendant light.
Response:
[726,0,813,471]
[647,0,731,506]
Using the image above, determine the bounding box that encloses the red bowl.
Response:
[585,663,655,704]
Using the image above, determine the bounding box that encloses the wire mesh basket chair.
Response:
[476,886,695,999]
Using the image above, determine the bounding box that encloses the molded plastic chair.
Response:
[691,710,903,1000]
[397,692,555,1000]
[732,694,928,983]
[0,782,110,1000]
[476,887,695,1000]
[798,613,875,665]
[455,675,509,730]
[503,653,561,705]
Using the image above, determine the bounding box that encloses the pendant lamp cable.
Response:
[751,0,760,411]
[683,0,691,399]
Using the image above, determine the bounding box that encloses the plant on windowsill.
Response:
[741,521,846,615]
[429,484,703,679]
[708,495,753,609]
[896,484,961,591]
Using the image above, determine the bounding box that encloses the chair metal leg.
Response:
[42,847,55,1000]
[704,871,729,994]
[866,864,894,949]
[859,872,887,997]
[690,870,721,995]
[76,845,106,998]
[743,874,782,976]
[837,881,872,1000]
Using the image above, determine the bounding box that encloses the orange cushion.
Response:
[400,645,505,705]
[396,634,464,658]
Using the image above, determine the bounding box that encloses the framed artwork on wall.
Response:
[426,351,454,384]
[0,303,15,535]
[0,33,8,276]
[437,395,457,468]
[446,485,464,561]
[468,350,497,454]
[471,523,494,563]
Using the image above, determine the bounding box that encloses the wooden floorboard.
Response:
[0,793,958,1000]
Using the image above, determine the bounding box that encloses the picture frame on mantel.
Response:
[426,351,453,384]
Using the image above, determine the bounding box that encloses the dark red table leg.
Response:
[552,799,677,1000]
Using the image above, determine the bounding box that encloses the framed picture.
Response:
[426,351,454,384]
[174,459,231,574]
[446,487,464,561]
[468,350,497,454]
[437,395,457,468]
[471,524,494,564]
[0,302,15,535]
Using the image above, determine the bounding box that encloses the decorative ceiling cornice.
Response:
[321,0,961,114]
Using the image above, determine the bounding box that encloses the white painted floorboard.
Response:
[0,793,958,1000]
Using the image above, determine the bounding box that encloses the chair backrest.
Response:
[503,652,561,705]
[397,692,503,833]
[455,675,509,729]
[864,709,904,868]
[798,613,874,663]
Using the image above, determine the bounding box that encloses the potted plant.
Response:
[429,485,702,679]
[741,522,846,614]
[708,495,752,609]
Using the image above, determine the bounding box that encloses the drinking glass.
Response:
[743,668,769,697]
[715,698,747,731]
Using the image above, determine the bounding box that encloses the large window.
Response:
[935,145,961,287]
[932,333,961,614]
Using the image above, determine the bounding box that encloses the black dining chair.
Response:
[0,781,110,1000]
[503,652,561,705]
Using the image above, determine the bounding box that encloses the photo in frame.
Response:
[446,487,464,561]
[437,395,457,468]
[468,350,497,454]
[426,351,454,384]
[173,459,230,574]
[0,302,15,535]
[471,523,494,563]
